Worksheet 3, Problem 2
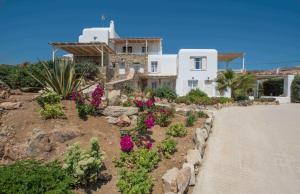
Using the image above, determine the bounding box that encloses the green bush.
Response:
[262,78,284,96]
[154,85,177,102]
[40,103,65,119]
[36,92,62,107]
[154,106,174,127]
[254,97,276,102]
[187,89,208,98]
[0,160,74,194]
[143,87,155,98]
[235,95,249,101]
[63,138,104,186]
[185,113,197,127]
[157,138,177,158]
[291,76,300,103]
[122,100,134,107]
[75,63,99,79]
[113,148,160,172]
[166,123,187,137]
[196,111,208,118]
[117,168,153,194]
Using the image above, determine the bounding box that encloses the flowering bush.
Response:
[134,98,155,111]
[120,135,134,152]
[145,114,155,129]
[71,84,104,119]
[154,107,174,127]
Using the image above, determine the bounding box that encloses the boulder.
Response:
[182,163,195,186]
[120,95,128,103]
[26,128,52,157]
[185,149,202,168]
[102,106,138,117]
[108,90,121,106]
[193,129,206,155]
[162,167,180,193]
[51,128,83,143]
[130,115,138,127]
[116,114,131,127]
[0,102,22,110]
[176,167,191,194]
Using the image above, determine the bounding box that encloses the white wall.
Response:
[147,54,177,76]
[176,49,218,97]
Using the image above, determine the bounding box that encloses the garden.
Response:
[0,61,210,194]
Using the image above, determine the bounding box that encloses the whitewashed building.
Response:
[50,20,243,97]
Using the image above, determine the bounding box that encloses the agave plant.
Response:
[28,60,85,99]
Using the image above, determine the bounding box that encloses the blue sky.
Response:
[0,0,300,70]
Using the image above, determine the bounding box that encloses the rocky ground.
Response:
[0,90,204,194]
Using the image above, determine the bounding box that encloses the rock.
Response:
[0,90,10,99]
[185,149,202,168]
[0,102,22,110]
[116,114,131,127]
[10,89,22,95]
[106,116,118,124]
[130,115,138,126]
[193,129,206,155]
[26,128,52,157]
[108,90,121,106]
[199,127,208,140]
[162,167,180,193]
[102,106,138,117]
[183,163,195,186]
[120,95,128,103]
[51,128,83,143]
[176,167,191,194]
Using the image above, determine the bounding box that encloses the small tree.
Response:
[291,76,300,103]
[216,69,256,100]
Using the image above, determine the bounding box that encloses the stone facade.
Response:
[109,54,148,81]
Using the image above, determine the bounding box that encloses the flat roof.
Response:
[49,42,115,55]
[218,53,244,62]
[110,37,161,44]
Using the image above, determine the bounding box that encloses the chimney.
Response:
[110,20,115,31]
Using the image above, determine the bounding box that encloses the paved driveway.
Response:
[193,104,300,194]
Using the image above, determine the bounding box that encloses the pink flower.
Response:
[90,84,104,108]
[120,135,134,152]
[145,99,155,108]
[146,141,153,149]
[145,114,155,129]
[135,100,144,108]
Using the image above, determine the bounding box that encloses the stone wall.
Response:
[109,54,148,80]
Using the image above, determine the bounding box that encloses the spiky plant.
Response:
[216,69,256,100]
[28,60,85,99]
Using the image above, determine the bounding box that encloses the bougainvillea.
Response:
[120,135,134,152]
[145,98,155,108]
[134,98,155,111]
[91,85,104,108]
[145,114,155,129]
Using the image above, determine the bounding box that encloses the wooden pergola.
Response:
[218,52,246,71]
[49,42,115,66]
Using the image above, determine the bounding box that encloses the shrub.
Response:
[122,100,134,107]
[40,103,65,119]
[187,89,208,98]
[157,138,177,158]
[154,85,177,102]
[166,123,187,137]
[262,78,284,96]
[113,148,160,172]
[185,113,197,127]
[117,168,153,194]
[36,92,62,107]
[154,107,174,127]
[291,76,300,103]
[196,111,208,118]
[75,63,99,79]
[235,95,249,101]
[175,96,191,104]
[144,87,155,98]
[0,160,74,194]
[254,97,276,102]
[63,138,104,186]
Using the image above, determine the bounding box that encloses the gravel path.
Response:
[193,104,300,194]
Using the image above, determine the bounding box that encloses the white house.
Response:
[51,20,238,97]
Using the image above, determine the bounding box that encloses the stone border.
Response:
[161,111,215,194]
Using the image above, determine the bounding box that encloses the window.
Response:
[122,46,133,53]
[188,80,198,89]
[142,47,147,53]
[194,58,202,70]
[151,61,158,73]
[151,81,157,89]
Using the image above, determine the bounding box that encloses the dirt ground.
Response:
[0,93,204,194]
